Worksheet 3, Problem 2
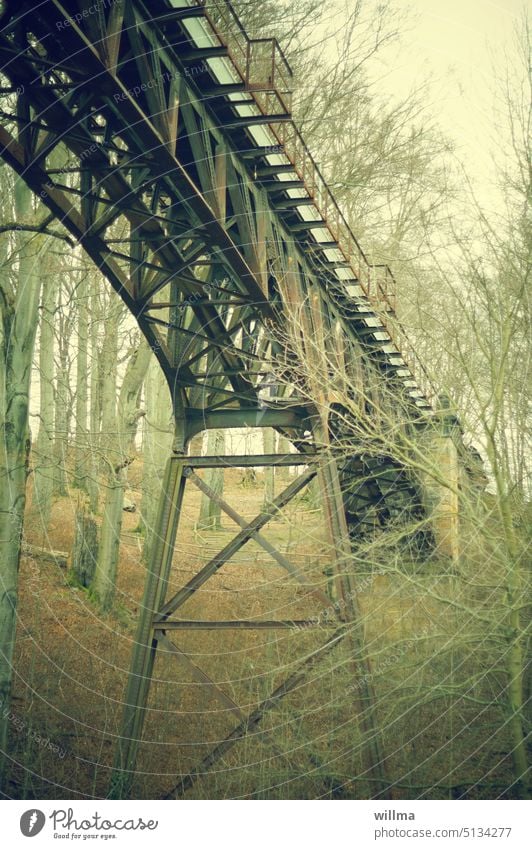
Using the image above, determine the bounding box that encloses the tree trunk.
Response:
[92,339,151,611]
[92,476,124,612]
[31,268,58,527]
[98,300,118,463]
[73,269,89,491]
[262,428,275,508]
[91,304,119,610]
[71,509,98,587]
[277,434,293,479]
[52,282,70,497]
[139,356,173,562]
[491,463,530,799]
[197,429,225,530]
[0,176,45,784]
[306,476,323,510]
[88,278,102,513]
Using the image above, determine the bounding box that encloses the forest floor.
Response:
[6,468,518,800]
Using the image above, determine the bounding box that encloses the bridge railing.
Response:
[198,0,247,69]
[369,265,397,314]
[186,2,396,312]
[165,1,437,405]
[271,120,396,307]
[196,0,293,112]
[247,39,292,112]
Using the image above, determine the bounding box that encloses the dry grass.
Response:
[5,471,519,799]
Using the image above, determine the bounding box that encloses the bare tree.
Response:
[92,336,151,612]
[0,162,51,776]
[72,265,90,492]
[139,354,174,563]
[31,255,59,528]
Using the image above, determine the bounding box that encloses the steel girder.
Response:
[0,0,428,798]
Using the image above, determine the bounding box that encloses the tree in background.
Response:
[30,246,60,529]
[0,157,54,776]
[139,354,174,563]
[92,333,151,612]
[197,429,226,530]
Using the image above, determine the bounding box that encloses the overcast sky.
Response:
[376,0,526,190]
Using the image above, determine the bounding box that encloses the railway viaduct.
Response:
[0,0,472,797]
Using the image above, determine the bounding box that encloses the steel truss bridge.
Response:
[0,0,457,798]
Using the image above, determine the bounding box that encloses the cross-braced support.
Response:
[110,449,320,797]
[110,442,389,799]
